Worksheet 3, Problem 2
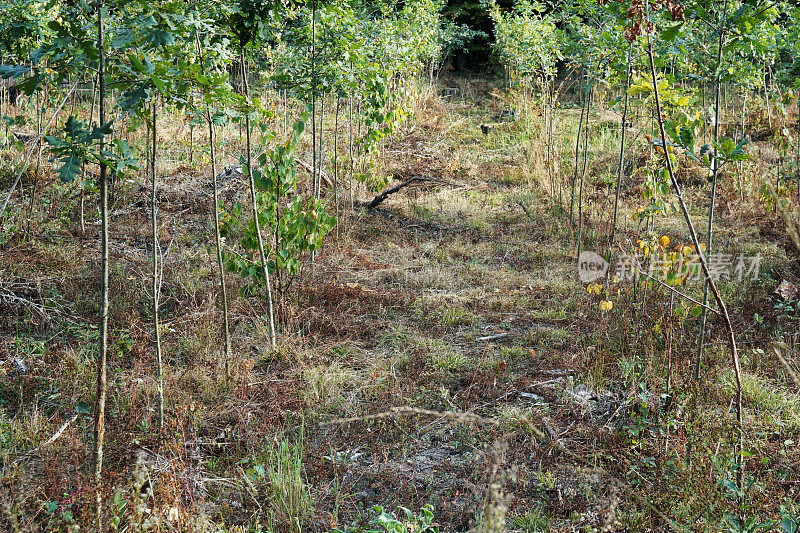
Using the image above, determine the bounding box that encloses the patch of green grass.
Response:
[411,203,436,224]
[521,326,572,349]
[376,326,469,372]
[302,363,361,413]
[428,345,468,372]
[496,404,544,435]
[242,431,311,533]
[438,303,479,328]
[508,504,552,533]
[722,371,800,430]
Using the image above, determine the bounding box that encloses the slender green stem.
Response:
[609,43,633,260]
[311,0,317,199]
[196,33,232,378]
[645,17,743,488]
[577,75,592,258]
[695,20,725,383]
[570,75,587,227]
[241,47,277,351]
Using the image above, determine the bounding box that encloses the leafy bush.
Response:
[221,115,336,295]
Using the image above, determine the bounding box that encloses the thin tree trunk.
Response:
[348,96,354,217]
[738,92,746,202]
[311,0,317,199]
[188,98,195,165]
[209,117,231,376]
[764,66,772,129]
[334,97,340,196]
[85,74,97,235]
[150,98,164,429]
[334,96,340,230]
[318,96,324,198]
[695,21,726,382]
[688,21,726,469]
[274,181,283,324]
[241,48,277,351]
[544,78,553,197]
[93,2,109,528]
[570,77,587,227]
[548,80,561,208]
[27,88,42,234]
[80,185,85,234]
[645,22,744,487]
[577,77,592,257]
[609,44,633,259]
[196,34,232,378]
[701,86,706,146]
[1,65,7,144]
[89,74,97,126]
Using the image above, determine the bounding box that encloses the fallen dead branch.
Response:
[9,413,80,468]
[477,332,510,342]
[0,280,47,318]
[293,157,333,189]
[368,176,427,208]
[517,200,536,221]
[368,176,450,208]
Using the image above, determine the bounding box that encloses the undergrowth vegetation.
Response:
[0,0,800,531]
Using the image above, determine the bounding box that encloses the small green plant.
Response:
[222,115,336,299]
[331,505,439,533]
[723,514,774,533]
[508,504,551,533]
[369,505,439,533]
[243,432,311,532]
[777,507,800,533]
[43,499,80,532]
[717,467,798,532]
[722,505,799,533]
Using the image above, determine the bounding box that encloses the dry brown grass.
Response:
[0,78,799,532]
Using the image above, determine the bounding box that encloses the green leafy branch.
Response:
[44,116,138,182]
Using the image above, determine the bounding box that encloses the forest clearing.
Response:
[1,0,800,531]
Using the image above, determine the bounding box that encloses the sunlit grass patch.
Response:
[302,363,362,413]
[722,370,800,430]
[376,325,470,372]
